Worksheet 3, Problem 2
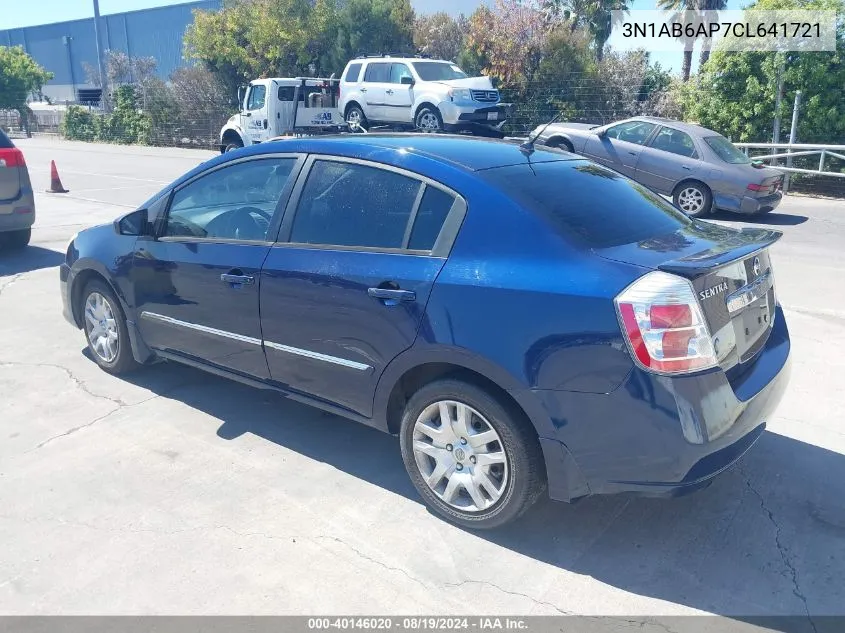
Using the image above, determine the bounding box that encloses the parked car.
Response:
[0,129,35,248]
[339,56,509,136]
[60,135,790,528]
[531,117,785,217]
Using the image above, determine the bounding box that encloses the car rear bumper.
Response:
[714,191,783,214]
[0,200,35,232]
[528,305,790,502]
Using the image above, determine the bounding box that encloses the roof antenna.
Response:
[520,111,563,155]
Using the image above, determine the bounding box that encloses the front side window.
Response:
[650,127,698,158]
[411,62,468,81]
[247,85,266,111]
[390,63,414,84]
[364,63,390,83]
[705,135,751,164]
[290,160,422,249]
[604,121,656,146]
[345,63,362,82]
[164,158,296,241]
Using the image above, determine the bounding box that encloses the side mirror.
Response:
[400,76,415,86]
[114,208,149,236]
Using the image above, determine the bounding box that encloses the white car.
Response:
[338,56,510,136]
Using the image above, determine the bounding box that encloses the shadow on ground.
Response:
[710,211,809,226]
[112,359,844,627]
[0,245,64,275]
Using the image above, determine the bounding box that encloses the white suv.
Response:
[338,56,509,136]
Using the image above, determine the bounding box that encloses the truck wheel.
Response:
[415,106,443,133]
[224,138,244,153]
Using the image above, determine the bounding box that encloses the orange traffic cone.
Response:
[46,160,69,193]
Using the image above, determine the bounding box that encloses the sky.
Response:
[1,0,744,73]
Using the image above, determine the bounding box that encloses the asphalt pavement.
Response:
[1,136,844,623]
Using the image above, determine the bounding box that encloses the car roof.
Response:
[634,116,719,137]
[347,57,451,65]
[249,134,578,172]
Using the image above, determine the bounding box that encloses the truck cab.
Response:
[219,77,346,153]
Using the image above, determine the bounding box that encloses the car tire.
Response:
[345,104,369,131]
[81,279,140,375]
[224,139,243,153]
[415,106,443,133]
[399,378,546,529]
[673,181,712,218]
[4,228,31,249]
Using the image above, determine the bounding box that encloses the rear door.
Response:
[362,62,391,120]
[260,156,465,417]
[133,154,303,378]
[0,130,22,203]
[385,62,415,123]
[635,126,704,194]
[582,120,657,178]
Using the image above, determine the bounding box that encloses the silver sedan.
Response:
[531,116,784,217]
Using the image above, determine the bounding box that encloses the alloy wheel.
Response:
[84,292,119,363]
[417,112,441,132]
[412,400,508,512]
[677,187,705,214]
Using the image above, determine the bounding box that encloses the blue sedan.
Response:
[61,135,791,528]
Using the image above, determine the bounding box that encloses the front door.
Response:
[385,63,415,124]
[260,156,463,417]
[635,126,704,194]
[362,62,391,120]
[582,120,657,178]
[133,155,303,378]
[244,83,270,144]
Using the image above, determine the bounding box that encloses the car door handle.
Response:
[628,151,638,156]
[360,88,367,93]
[368,287,415,302]
[681,165,692,170]
[221,273,255,286]
[385,88,394,95]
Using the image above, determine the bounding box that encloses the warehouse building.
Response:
[0,0,222,103]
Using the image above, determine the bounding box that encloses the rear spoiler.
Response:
[658,227,782,277]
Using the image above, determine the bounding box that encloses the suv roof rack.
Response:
[353,52,432,60]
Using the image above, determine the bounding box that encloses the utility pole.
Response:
[772,55,784,148]
[92,0,106,108]
[783,90,801,193]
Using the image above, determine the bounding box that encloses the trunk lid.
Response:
[597,221,781,371]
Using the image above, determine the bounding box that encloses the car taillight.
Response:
[0,147,25,168]
[615,271,717,375]
[747,183,767,192]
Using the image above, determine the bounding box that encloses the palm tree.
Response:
[657,0,697,81]
[698,0,728,68]
[550,0,631,61]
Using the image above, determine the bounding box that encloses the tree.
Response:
[185,0,345,97]
[657,0,698,81]
[678,0,845,143]
[414,12,467,61]
[543,0,631,60]
[332,0,415,62]
[0,46,53,137]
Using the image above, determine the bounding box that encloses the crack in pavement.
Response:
[741,467,818,633]
[316,535,430,592]
[1,361,132,408]
[0,273,24,297]
[443,579,572,615]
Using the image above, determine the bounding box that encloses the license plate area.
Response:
[487,112,498,121]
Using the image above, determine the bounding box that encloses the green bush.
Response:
[60,105,96,141]
[60,86,152,145]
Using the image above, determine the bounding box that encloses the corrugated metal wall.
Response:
[0,0,222,102]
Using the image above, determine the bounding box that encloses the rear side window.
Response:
[290,160,421,249]
[0,129,14,148]
[345,63,362,82]
[364,63,390,83]
[650,127,698,158]
[480,160,691,248]
[408,186,454,250]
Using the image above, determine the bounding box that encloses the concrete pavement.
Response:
[1,137,844,622]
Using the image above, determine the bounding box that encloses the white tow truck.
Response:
[219,77,346,153]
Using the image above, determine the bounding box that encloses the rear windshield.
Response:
[480,160,691,248]
[412,62,468,81]
[704,136,750,164]
[0,129,14,148]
